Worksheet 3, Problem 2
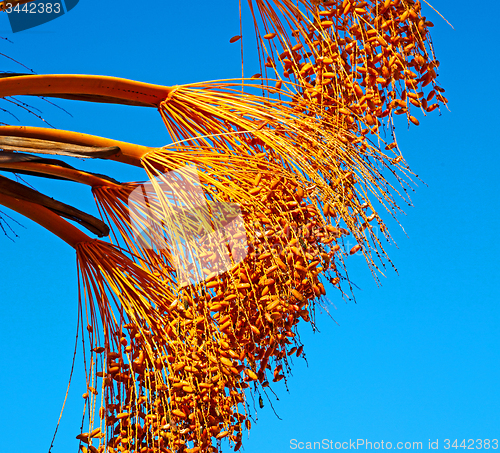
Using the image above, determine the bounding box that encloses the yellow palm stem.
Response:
[0,74,174,107]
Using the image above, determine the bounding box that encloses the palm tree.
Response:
[0,1,447,452]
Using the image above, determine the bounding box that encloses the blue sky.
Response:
[0,1,499,453]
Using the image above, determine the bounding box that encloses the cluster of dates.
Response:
[78,168,368,453]
[252,0,447,148]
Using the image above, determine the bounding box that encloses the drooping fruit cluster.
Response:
[247,0,447,149]
[79,162,372,453]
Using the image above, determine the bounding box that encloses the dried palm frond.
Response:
[0,174,110,237]
[0,135,120,158]
[0,124,155,167]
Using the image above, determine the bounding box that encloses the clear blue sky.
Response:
[0,1,498,453]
